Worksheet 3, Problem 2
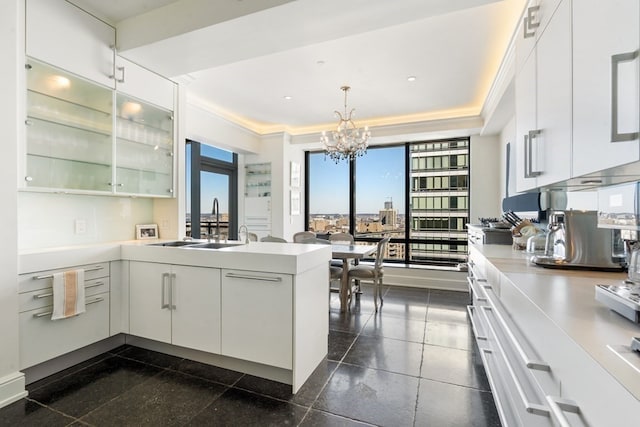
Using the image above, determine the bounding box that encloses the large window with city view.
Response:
[306,138,469,267]
[186,141,238,240]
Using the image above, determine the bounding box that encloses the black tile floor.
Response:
[0,285,501,427]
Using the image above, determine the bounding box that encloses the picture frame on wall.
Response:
[290,161,301,188]
[290,190,301,216]
[136,224,159,240]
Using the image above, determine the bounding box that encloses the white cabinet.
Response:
[26,0,115,88]
[24,58,176,197]
[572,0,640,177]
[129,262,221,354]
[114,56,176,111]
[515,0,571,192]
[18,262,111,369]
[221,269,292,369]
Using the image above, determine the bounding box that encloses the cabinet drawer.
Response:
[19,292,110,369]
[19,262,110,293]
[19,277,109,313]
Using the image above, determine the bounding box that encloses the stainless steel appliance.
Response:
[531,210,626,271]
[595,182,640,326]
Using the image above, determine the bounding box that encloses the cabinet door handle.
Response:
[225,272,282,282]
[109,66,125,83]
[169,273,176,310]
[611,50,639,142]
[523,5,540,39]
[545,395,580,427]
[161,273,170,309]
[479,308,550,417]
[524,130,542,178]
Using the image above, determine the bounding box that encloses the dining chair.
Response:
[260,235,288,242]
[329,265,342,294]
[247,232,258,242]
[293,231,316,243]
[329,232,360,294]
[347,236,390,312]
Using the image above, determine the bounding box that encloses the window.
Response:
[186,141,238,239]
[306,137,470,267]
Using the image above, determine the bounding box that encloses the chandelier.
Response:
[321,86,371,162]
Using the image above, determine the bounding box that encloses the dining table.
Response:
[330,243,377,312]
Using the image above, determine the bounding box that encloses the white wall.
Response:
[0,0,26,408]
[18,193,154,250]
[470,134,503,222]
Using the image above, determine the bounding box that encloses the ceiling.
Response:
[71,0,525,136]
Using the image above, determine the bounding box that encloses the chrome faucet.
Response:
[238,224,250,243]
[210,197,220,242]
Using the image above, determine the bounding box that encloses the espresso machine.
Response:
[594,182,640,329]
[530,210,626,271]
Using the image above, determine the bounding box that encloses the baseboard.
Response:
[23,335,126,385]
[0,372,27,409]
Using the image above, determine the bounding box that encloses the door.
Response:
[572,0,640,176]
[221,269,293,369]
[129,261,171,343]
[26,0,115,88]
[535,0,571,186]
[171,265,221,354]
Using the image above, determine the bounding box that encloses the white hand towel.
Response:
[51,269,86,320]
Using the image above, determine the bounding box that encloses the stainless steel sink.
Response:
[187,242,245,249]
[148,240,201,247]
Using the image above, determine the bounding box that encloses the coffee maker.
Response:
[531,210,626,271]
[594,182,640,324]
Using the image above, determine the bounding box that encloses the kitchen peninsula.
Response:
[18,241,332,393]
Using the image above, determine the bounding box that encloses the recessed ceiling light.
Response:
[407,76,417,82]
[284,95,292,100]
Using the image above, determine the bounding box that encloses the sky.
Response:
[309,146,406,214]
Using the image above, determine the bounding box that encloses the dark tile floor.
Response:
[0,285,501,427]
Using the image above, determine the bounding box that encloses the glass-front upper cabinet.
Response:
[25,58,113,191]
[115,94,174,196]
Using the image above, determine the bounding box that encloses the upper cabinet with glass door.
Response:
[115,94,174,196]
[25,58,113,192]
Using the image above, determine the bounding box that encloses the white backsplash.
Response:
[18,192,154,250]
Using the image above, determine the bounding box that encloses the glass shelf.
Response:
[245,163,271,198]
[26,154,111,191]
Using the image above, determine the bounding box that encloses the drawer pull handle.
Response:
[483,290,550,371]
[480,307,550,417]
[545,395,579,427]
[466,277,487,302]
[33,265,104,280]
[32,296,105,318]
[466,305,487,340]
[32,281,106,299]
[225,272,282,282]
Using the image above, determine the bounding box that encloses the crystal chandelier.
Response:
[321,86,371,162]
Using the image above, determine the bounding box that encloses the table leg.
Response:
[340,258,349,312]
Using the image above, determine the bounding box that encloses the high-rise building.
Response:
[409,139,469,265]
[379,199,397,230]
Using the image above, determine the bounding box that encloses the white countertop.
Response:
[19,240,332,276]
[473,243,640,400]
